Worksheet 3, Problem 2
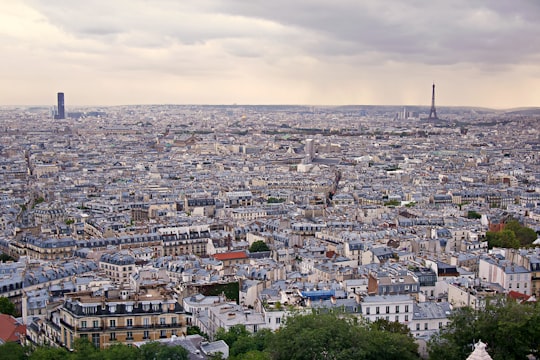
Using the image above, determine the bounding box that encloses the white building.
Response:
[478,257,531,294]
[361,294,414,324]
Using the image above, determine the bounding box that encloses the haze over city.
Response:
[2,0,540,108]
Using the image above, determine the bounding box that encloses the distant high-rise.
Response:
[55,92,65,119]
[428,83,438,120]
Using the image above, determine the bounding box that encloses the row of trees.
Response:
[213,312,419,360]
[0,339,190,360]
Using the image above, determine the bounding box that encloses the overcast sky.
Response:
[1,0,539,108]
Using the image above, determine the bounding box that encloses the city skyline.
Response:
[1,1,540,108]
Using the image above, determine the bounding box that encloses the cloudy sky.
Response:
[1,0,539,108]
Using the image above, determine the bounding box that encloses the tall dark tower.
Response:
[56,92,65,119]
[428,83,438,120]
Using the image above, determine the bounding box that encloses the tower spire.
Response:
[428,83,438,120]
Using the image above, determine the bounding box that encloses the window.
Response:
[366,307,370,315]
[93,320,99,328]
[110,319,116,328]
[395,306,400,313]
[92,333,100,347]
[439,322,443,329]
[160,330,167,338]
[126,331,133,340]
[110,332,116,341]
[144,318,150,327]
[405,305,409,312]
[127,319,133,327]
[385,306,390,314]
[395,315,399,322]
[160,317,166,325]
[143,331,149,339]
[424,323,428,330]
[276,317,281,324]
[171,317,177,325]
[416,324,420,331]
[405,315,409,322]
[376,307,380,314]
[81,321,87,329]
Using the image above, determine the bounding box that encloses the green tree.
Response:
[466,210,481,219]
[370,318,412,336]
[267,197,285,204]
[505,220,538,246]
[139,341,188,360]
[0,296,17,316]
[268,312,418,360]
[186,325,208,339]
[215,325,251,348]
[71,338,103,360]
[0,253,15,262]
[29,346,71,360]
[248,241,270,253]
[486,230,520,249]
[428,297,539,360]
[0,342,28,360]
[236,350,271,360]
[102,343,141,360]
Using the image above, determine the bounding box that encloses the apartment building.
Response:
[58,286,185,349]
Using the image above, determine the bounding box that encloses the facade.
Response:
[58,286,185,350]
[158,226,210,257]
[361,294,414,324]
[22,236,77,261]
[478,258,531,295]
[99,252,136,285]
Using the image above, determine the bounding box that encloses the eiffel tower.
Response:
[428,83,438,120]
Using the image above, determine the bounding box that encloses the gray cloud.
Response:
[1,0,539,106]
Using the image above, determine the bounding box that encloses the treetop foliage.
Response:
[215,312,418,360]
[486,218,538,249]
[428,296,540,360]
[0,339,189,360]
[248,240,270,253]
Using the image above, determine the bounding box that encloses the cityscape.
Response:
[1,2,540,360]
[0,89,539,359]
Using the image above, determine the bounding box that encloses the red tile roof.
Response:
[0,314,26,343]
[508,291,536,303]
[213,251,248,261]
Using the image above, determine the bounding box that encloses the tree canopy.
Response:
[0,296,17,316]
[248,240,270,253]
[0,253,15,262]
[486,219,538,249]
[214,312,418,360]
[0,339,189,360]
[428,297,540,360]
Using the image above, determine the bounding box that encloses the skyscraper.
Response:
[55,92,65,119]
